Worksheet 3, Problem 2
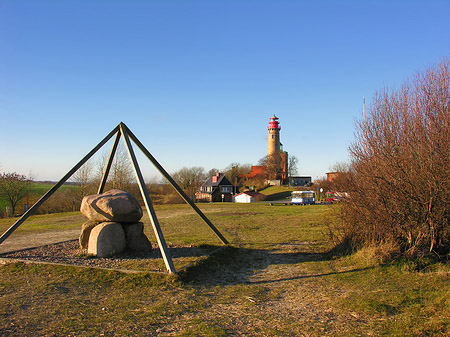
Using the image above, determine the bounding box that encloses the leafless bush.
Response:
[37,189,76,214]
[334,57,450,259]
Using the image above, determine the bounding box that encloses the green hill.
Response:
[258,186,295,201]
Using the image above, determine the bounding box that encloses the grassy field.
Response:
[1,202,450,336]
[28,182,79,194]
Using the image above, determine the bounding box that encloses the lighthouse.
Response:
[267,115,288,183]
[267,114,281,158]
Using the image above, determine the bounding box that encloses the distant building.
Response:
[240,165,266,182]
[196,172,236,202]
[233,191,266,203]
[289,176,312,186]
[247,166,266,179]
[326,172,339,182]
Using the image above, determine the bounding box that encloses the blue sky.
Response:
[1,0,449,181]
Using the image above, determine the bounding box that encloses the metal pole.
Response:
[121,123,228,245]
[98,130,121,194]
[0,124,121,245]
[120,124,176,273]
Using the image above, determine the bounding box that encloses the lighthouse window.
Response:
[272,135,274,139]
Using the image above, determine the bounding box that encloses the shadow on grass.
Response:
[246,266,374,285]
[147,244,222,259]
[263,191,292,201]
[178,245,370,286]
[1,241,372,286]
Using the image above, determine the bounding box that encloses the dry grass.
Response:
[1,203,450,336]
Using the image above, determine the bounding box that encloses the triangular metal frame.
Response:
[0,122,228,273]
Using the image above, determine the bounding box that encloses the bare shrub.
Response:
[71,161,97,199]
[146,181,184,205]
[37,189,76,214]
[334,56,450,259]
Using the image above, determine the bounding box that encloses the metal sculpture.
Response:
[0,122,228,273]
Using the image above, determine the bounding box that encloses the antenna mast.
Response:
[363,96,366,124]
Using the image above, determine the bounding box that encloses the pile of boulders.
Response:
[79,189,152,257]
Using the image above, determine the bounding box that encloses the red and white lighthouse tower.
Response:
[267,115,288,182]
[267,114,281,158]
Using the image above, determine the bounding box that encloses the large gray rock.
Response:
[79,221,98,250]
[80,189,143,223]
[122,222,152,253]
[87,222,126,257]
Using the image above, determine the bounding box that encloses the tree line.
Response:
[0,144,300,217]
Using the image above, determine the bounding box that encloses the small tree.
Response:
[288,155,299,180]
[96,144,134,191]
[207,168,219,177]
[223,163,251,192]
[0,172,32,215]
[72,160,95,199]
[110,145,134,190]
[172,166,206,200]
[266,153,282,180]
[328,161,352,191]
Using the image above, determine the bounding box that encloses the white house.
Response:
[233,191,265,203]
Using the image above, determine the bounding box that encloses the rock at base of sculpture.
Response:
[79,221,98,249]
[80,189,143,223]
[122,222,152,253]
[88,222,126,258]
[79,189,152,257]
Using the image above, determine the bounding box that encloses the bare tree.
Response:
[266,152,282,180]
[0,172,32,215]
[223,163,251,191]
[259,151,286,181]
[334,56,450,258]
[257,156,267,166]
[207,168,219,177]
[172,166,206,200]
[96,144,134,191]
[329,161,350,173]
[72,160,95,199]
[288,155,299,178]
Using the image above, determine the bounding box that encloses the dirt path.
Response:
[0,230,79,254]
[157,243,366,336]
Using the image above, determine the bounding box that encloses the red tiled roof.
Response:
[243,166,266,179]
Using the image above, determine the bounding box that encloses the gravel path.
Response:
[0,236,220,273]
